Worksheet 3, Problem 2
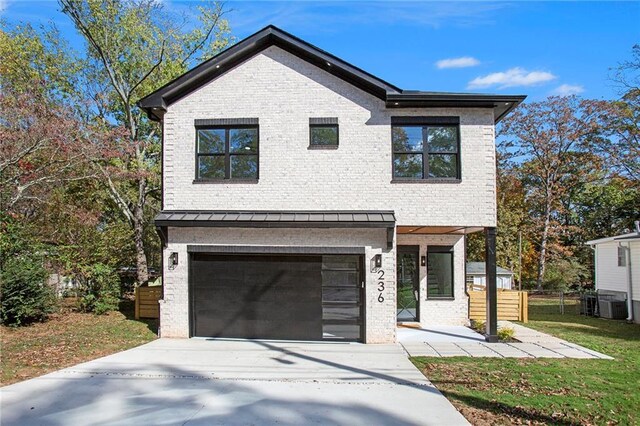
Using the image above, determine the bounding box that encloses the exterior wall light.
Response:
[169,252,179,266]
[374,254,382,268]
[421,256,426,266]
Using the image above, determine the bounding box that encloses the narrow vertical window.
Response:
[427,246,454,298]
[618,246,627,267]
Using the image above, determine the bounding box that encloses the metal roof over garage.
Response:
[154,210,396,228]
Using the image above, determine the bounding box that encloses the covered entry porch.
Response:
[395,225,499,342]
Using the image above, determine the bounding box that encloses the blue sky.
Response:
[2,1,639,101]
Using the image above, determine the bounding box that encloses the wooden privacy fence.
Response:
[469,289,528,323]
[135,286,162,319]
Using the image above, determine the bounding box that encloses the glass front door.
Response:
[397,246,419,321]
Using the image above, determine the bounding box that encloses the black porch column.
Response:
[485,227,498,342]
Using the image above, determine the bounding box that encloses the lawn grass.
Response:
[1,300,157,386]
[412,297,640,425]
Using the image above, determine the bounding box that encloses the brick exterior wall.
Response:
[159,46,498,341]
[163,46,497,227]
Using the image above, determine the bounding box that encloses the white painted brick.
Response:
[163,46,497,227]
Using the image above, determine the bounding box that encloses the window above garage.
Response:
[195,118,259,181]
[391,116,461,182]
[309,117,339,149]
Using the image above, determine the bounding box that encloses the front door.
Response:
[397,246,419,322]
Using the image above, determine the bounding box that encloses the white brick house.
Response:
[139,26,525,343]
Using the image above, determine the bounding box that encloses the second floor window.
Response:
[196,126,258,180]
[392,123,460,180]
[309,117,339,148]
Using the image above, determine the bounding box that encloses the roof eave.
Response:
[386,93,526,123]
[137,25,401,121]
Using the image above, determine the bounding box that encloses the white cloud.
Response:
[552,84,585,95]
[467,67,557,89]
[436,57,480,69]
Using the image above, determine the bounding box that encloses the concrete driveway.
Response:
[1,338,468,425]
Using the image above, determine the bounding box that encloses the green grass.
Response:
[412,297,640,425]
[1,300,157,385]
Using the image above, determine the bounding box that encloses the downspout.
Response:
[623,220,640,322]
[620,242,634,322]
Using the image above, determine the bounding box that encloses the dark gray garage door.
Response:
[190,254,363,341]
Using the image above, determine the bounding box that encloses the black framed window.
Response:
[392,123,460,180]
[427,246,454,299]
[196,126,258,180]
[309,117,338,148]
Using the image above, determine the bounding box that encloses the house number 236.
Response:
[377,270,385,303]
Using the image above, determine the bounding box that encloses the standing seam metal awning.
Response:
[154,210,396,228]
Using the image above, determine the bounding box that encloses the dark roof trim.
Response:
[386,93,526,123]
[137,25,525,123]
[138,25,400,120]
[155,210,396,228]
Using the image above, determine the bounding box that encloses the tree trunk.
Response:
[536,196,552,291]
[134,177,149,285]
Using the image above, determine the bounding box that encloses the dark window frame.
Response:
[195,124,259,181]
[309,117,339,149]
[426,245,455,300]
[391,120,461,181]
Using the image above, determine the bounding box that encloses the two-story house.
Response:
[139,26,525,343]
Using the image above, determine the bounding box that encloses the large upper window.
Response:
[196,126,258,180]
[427,246,454,299]
[392,121,460,180]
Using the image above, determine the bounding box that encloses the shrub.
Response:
[0,256,56,326]
[471,320,485,333]
[77,264,120,315]
[498,326,515,341]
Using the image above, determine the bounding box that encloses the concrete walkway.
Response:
[398,322,613,360]
[1,338,470,426]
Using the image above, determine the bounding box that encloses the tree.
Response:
[499,96,609,290]
[0,24,106,215]
[58,0,232,284]
[601,44,640,182]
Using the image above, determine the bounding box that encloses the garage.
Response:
[190,253,363,341]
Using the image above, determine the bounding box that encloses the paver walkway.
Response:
[399,322,613,360]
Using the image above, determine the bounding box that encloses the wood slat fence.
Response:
[468,289,528,323]
[135,286,162,319]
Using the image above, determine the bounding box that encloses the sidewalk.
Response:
[398,322,613,360]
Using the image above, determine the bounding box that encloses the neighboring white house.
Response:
[138,25,525,343]
[466,262,514,290]
[587,223,640,324]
